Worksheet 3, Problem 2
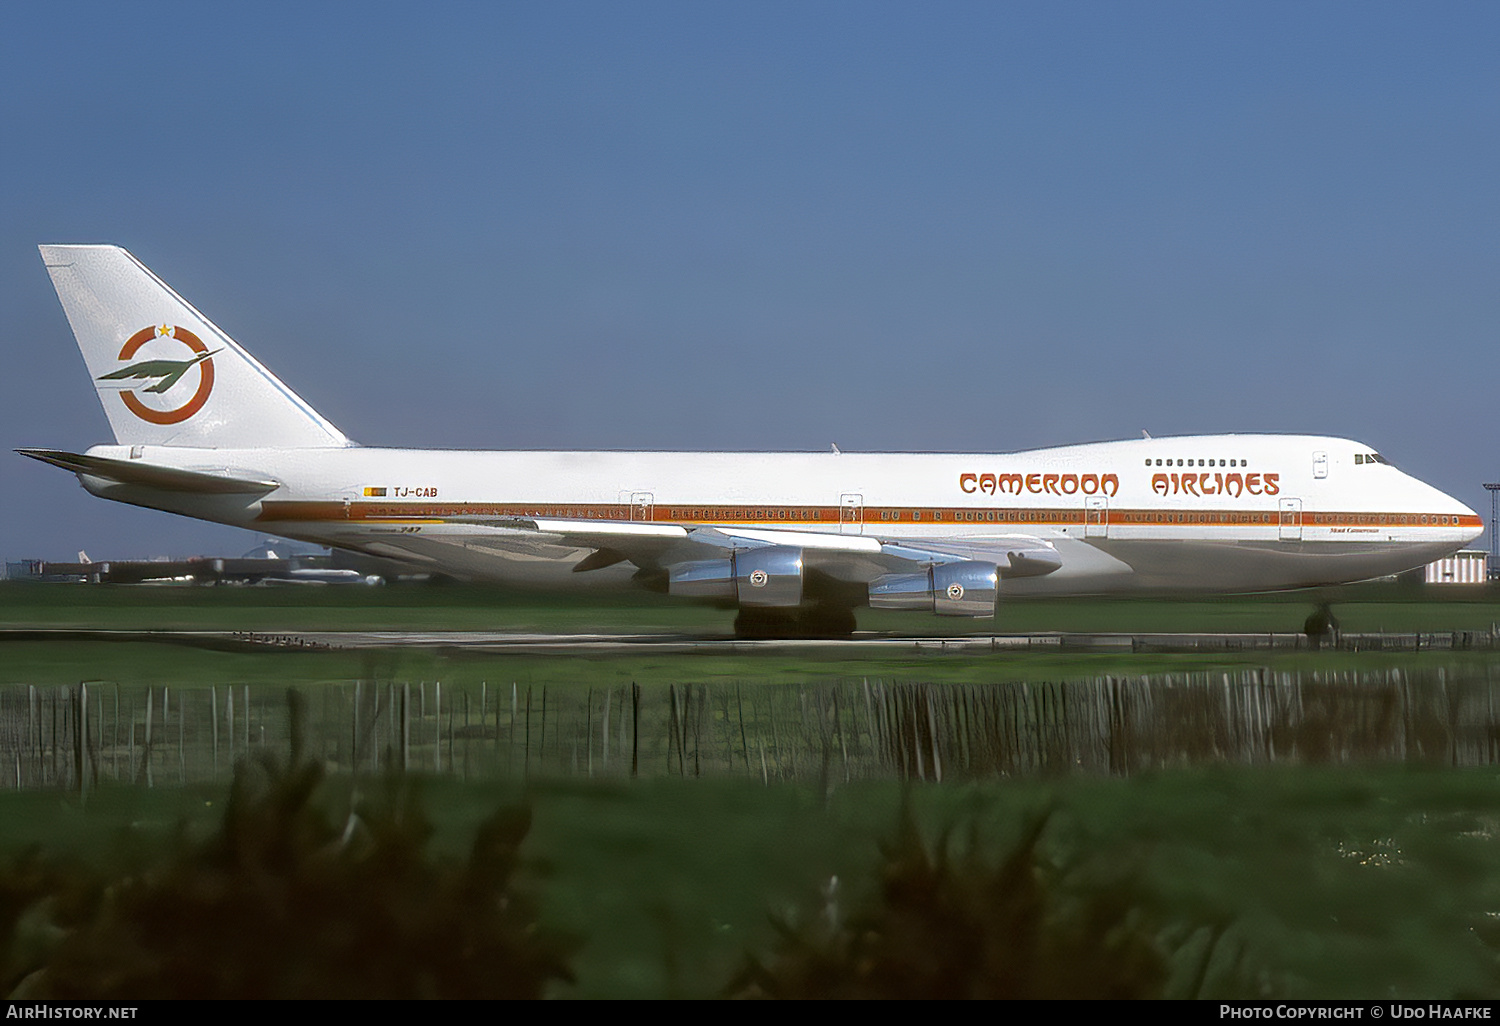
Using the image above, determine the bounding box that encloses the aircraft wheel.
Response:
[1303,604,1341,648]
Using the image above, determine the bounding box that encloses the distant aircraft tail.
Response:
[39,245,350,449]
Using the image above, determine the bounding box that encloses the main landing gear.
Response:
[733,605,858,640]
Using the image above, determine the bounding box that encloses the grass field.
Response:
[4,767,1500,997]
[5,578,1500,636]
[4,580,1500,689]
[4,581,1500,997]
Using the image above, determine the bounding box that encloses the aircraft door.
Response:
[620,491,654,521]
[1085,496,1108,538]
[1279,498,1303,541]
[839,493,864,535]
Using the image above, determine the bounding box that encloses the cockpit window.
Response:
[1355,452,1391,466]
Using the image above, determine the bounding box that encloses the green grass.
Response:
[4,580,1500,688]
[4,767,1500,997]
[8,635,1500,693]
[6,579,1500,636]
[0,581,729,633]
[282,765,1500,998]
[5,583,1500,996]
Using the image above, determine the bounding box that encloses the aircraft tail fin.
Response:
[39,245,351,449]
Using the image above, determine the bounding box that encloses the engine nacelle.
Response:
[667,546,805,608]
[668,558,737,600]
[734,546,804,607]
[868,560,998,617]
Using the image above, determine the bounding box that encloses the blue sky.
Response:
[2,2,1497,560]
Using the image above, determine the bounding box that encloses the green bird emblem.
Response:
[98,350,221,394]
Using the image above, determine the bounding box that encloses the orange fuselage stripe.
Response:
[257,501,1483,532]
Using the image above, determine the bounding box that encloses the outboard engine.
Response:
[868,560,999,617]
[668,546,805,607]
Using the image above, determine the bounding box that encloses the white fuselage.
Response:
[78,432,1482,596]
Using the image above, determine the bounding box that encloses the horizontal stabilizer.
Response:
[15,448,278,495]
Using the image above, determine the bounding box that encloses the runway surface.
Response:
[2,627,1493,653]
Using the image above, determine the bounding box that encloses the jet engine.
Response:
[668,545,805,607]
[867,560,999,617]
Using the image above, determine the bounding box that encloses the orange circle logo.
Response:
[102,325,217,425]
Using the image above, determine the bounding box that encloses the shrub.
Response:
[3,698,573,999]
[730,805,1175,999]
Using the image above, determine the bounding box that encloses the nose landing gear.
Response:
[1304,603,1341,648]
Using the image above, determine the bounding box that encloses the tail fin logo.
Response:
[97,324,218,425]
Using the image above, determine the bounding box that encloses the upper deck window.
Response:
[1148,457,1252,468]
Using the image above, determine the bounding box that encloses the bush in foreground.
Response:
[730,805,1216,999]
[2,739,573,998]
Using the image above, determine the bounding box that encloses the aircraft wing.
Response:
[428,513,1062,581]
[672,525,1061,579]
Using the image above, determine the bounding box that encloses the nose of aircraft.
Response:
[1395,467,1483,545]
[1462,503,1485,546]
[1441,486,1484,545]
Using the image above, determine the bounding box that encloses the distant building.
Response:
[1424,549,1488,585]
[4,559,91,583]
[2,542,401,586]
[3,560,43,581]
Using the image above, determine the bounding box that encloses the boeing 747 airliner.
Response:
[18,245,1483,636]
